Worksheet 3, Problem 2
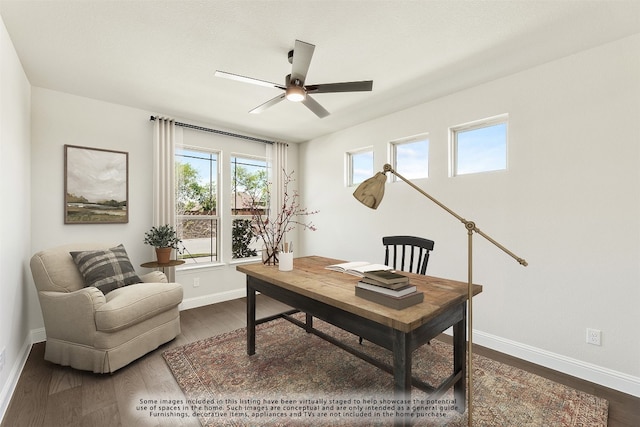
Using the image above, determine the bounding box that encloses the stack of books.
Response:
[355,270,424,310]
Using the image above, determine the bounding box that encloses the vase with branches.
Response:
[246,170,317,265]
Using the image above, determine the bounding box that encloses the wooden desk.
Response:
[237,256,482,426]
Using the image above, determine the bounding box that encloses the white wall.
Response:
[0,16,31,418]
[299,34,640,395]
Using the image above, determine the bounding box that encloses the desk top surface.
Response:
[237,255,482,333]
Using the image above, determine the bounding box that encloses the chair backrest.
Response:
[383,235,435,275]
[30,243,113,293]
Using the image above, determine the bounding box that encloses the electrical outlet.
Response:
[586,328,601,346]
[193,277,200,288]
[0,347,5,373]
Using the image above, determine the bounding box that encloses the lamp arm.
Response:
[468,224,528,267]
[384,164,528,267]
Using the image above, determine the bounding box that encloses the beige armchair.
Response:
[30,243,183,373]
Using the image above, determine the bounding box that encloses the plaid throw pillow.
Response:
[70,244,142,294]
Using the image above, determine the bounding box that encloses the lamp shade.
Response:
[352,172,387,209]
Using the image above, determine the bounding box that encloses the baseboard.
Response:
[472,329,640,398]
[0,334,33,425]
[31,327,46,344]
[179,288,246,311]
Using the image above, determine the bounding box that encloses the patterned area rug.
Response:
[163,315,608,426]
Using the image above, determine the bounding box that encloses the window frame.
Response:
[230,154,269,262]
[389,133,430,182]
[450,114,508,177]
[346,147,374,187]
[175,146,221,266]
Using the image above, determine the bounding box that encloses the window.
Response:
[391,135,429,180]
[175,148,219,264]
[451,116,507,176]
[231,156,269,260]
[347,148,374,186]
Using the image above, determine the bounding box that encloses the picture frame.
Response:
[64,144,129,224]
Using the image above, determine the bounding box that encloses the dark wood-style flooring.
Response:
[2,295,638,426]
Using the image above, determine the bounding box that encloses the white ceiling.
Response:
[1,0,639,143]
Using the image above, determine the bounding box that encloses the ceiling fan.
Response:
[214,40,373,118]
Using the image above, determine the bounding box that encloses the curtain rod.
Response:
[149,116,275,145]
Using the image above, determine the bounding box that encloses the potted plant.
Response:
[143,224,182,264]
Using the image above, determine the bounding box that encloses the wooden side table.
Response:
[140,260,185,274]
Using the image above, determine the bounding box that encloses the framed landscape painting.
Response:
[64,145,129,224]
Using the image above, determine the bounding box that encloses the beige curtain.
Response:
[266,142,288,242]
[152,117,177,281]
[267,141,288,206]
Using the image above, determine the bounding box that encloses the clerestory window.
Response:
[451,115,508,176]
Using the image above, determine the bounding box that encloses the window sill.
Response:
[229,257,262,266]
[177,262,226,272]
[175,257,261,273]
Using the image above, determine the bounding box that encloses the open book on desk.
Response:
[325,261,392,277]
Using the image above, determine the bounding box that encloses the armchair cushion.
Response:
[95,282,183,332]
[70,244,142,294]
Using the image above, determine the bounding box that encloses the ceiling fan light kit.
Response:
[285,85,306,102]
[215,39,373,118]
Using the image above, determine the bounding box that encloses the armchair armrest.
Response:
[38,287,106,345]
[140,271,168,283]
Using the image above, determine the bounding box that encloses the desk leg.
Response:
[247,282,256,356]
[453,305,466,413]
[393,329,412,426]
[305,313,313,333]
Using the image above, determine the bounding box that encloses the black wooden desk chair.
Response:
[359,235,435,345]
[383,235,435,275]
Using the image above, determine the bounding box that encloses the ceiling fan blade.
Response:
[215,70,286,90]
[249,93,286,114]
[306,80,373,94]
[290,40,315,85]
[302,95,330,118]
